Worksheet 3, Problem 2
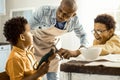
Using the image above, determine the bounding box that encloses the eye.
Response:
[96,31,102,34]
[97,30,102,32]
[64,13,71,18]
[95,30,107,35]
[59,8,62,12]
[91,30,103,34]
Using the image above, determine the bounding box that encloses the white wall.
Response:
[77,0,120,46]
[0,17,2,42]
[0,0,61,42]
[0,0,120,45]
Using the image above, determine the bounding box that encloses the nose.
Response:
[94,32,99,37]
[59,12,64,19]
[94,33,101,39]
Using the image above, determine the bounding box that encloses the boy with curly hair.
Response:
[3,17,50,80]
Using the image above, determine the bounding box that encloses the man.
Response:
[59,14,120,59]
[29,0,88,80]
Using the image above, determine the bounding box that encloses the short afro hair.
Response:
[94,14,116,30]
[3,17,28,45]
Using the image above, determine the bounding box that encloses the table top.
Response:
[0,42,10,45]
[60,59,120,76]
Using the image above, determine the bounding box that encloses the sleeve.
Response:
[6,58,25,80]
[29,7,43,30]
[73,16,88,47]
[93,36,120,55]
[29,6,54,30]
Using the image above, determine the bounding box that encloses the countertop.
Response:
[0,42,10,45]
[60,60,120,76]
[60,54,120,76]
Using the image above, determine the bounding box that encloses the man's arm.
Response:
[73,16,88,48]
[57,48,81,59]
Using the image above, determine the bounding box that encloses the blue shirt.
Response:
[55,21,66,30]
[29,5,88,47]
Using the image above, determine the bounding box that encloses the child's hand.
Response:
[48,52,56,61]
[48,47,57,61]
[37,61,50,76]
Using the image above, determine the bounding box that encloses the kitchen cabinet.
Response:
[0,43,11,72]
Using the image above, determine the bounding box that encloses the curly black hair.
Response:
[3,17,28,45]
[94,14,116,30]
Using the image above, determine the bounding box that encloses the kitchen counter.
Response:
[60,55,120,80]
[0,42,10,45]
[60,60,120,75]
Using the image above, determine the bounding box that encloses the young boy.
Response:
[3,17,50,80]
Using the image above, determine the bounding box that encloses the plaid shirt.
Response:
[29,5,88,47]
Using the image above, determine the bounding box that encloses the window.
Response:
[0,0,6,15]
[10,8,35,21]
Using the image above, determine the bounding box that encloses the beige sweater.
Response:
[93,35,120,55]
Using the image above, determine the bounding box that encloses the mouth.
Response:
[57,17,63,21]
[95,36,101,40]
[57,16,65,22]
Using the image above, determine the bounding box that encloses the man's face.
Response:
[93,23,114,44]
[56,3,76,22]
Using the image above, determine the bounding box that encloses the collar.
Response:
[50,8,57,25]
[12,46,27,57]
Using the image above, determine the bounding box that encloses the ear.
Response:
[20,34,25,41]
[72,13,76,17]
[109,28,114,33]
[109,28,114,36]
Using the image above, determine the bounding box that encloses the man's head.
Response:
[56,0,77,22]
[3,17,33,46]
[93,14,116,44]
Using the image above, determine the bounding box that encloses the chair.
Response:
[0,71,10,80]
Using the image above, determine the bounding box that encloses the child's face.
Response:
[22,24,33,47]
[94,23,114,44]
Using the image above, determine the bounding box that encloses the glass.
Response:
[91,29,107,35]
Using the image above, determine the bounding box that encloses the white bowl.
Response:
[80,47,102,61]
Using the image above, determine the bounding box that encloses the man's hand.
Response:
[57,48,80,59]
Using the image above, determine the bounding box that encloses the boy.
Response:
[3,17,50,80]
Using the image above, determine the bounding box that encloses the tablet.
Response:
[36,49,54,70]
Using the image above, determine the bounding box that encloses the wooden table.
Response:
[60,59,120,80]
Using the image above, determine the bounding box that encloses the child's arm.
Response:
[23,62,49,80]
